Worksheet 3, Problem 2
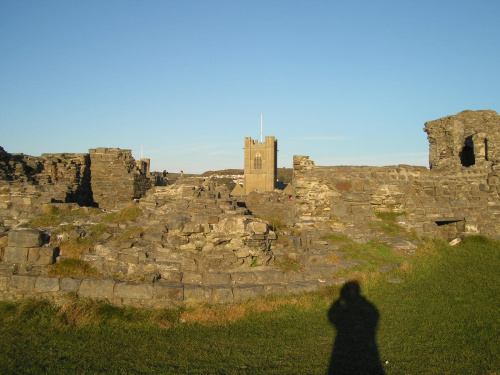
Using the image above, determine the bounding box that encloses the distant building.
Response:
[242,136,277,194]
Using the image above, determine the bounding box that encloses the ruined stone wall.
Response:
[89,148,152,209]
[424,110,500,170]
[0,147,92,205]
[0,146,153,225]
[0,148,93,225]
[292,156,500,239]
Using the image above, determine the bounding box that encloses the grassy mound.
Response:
[0,236,498,374]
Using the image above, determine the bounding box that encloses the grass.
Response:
[367,220,408,237]
[340,240,406,267]
[26,205,68,227]
[374,211,406,223]
[47,258,101,278]
[26,205,99,228]
[367,210,419,239]
[102,204,142,223]
[321,233,352,244]
[0,236,499,374]
[277,257,303,272]
[57,223,114,259]
[254,213,286,231]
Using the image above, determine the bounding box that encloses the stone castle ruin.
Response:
[425,110,500,170]
[0,146,152,222]
[0,109,499,308]
[293,110,500,240]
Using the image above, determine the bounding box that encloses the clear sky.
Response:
[1,1,499,173]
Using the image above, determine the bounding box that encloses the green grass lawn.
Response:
[0,236,499,374]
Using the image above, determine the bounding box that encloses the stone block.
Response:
[233,285,264,303]
[3,247,29,263]
[169,214,190,231]
[118,253,139,264]
[115,283,153,299]
[183,285,211,304]
[180,258,197,271]
[247,221,268,234]
[78,279,116,299]
[182,223,203,235]
[154,282,183,300]
[212,287,233,304]
[27,248,40,263]
[284,271,305,283]
[208,216,219,224]
[351,204,373,217]
[120,242,134,249]
[9,275,36,291]
[60,277,82,292]
[0,263,15,276]
[254,270,285,284]
[29,247,58,265]
[234,248,251,258]
[341,193,370,202]
[35,277,60,292]
[0,276,9,292]
[231,271,258,285]
[287,281,318,294]
[182,272,203,285]
[264,284,287,296]
[332,204,348,217]
[203,272,231,286]
[8,228,43,247]
[159,270,182,282]
[143,233,163,242]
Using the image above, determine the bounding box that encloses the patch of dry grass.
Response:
[327,253,343,263]
[321,233,352,244]
[277,257,303,272]
[179,293,331,326]
[47,258,101,278]
[102,204,142,223]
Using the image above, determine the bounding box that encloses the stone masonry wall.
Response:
[0,146,153,226]
[89,148,152,209]
[424,110,500,170]
[0,148,93,226]
[292,155,500,239]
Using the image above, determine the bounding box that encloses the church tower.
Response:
[243,136,277,194]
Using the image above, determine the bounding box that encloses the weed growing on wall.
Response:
[321,233,352,244]
[26,205,67,227]
[57,223,114,259]
[253,213,286,231]
[48,258,101,278]
[277,257,302,272]
[102,204,142,223]
[27,206,101,228]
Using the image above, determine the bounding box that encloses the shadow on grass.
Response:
[328,281,385,375]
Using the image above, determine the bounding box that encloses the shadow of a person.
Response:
[327,281,385,375]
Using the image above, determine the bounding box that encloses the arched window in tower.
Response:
[254,153,262,170]
[460,135,475,167]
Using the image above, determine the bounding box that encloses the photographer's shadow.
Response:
[327,281,385,375]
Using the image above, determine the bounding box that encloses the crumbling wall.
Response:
[292,110,500,240]
[0,146,153,225]
[292,155,500,239]
[424,110,500,170]
[0,148,93,225]
[89,148,152,209]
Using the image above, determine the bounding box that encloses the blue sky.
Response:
[1,1,499,173]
